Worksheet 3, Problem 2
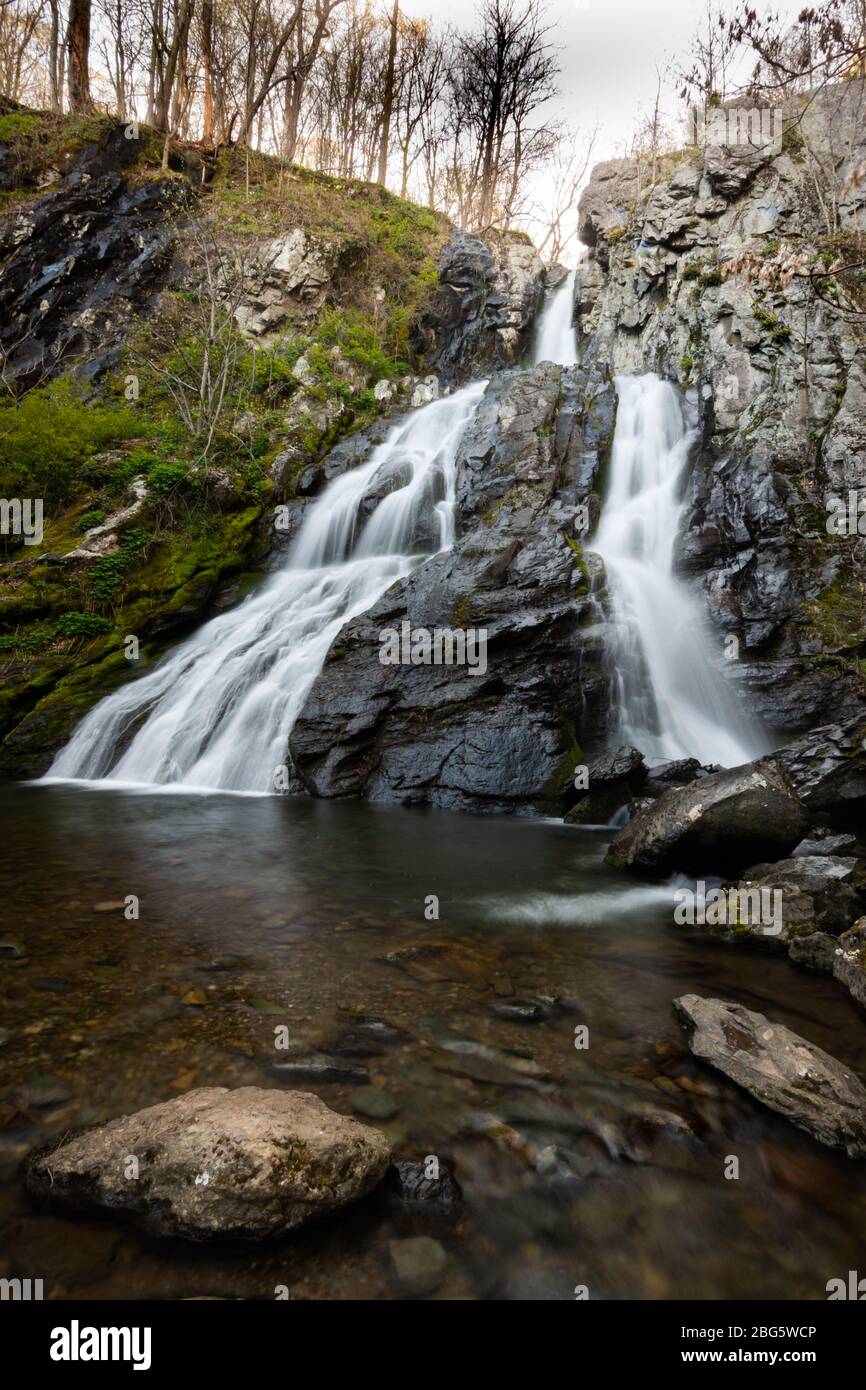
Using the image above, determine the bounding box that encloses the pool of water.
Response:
[1,782,865,1300]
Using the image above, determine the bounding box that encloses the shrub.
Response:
[53,611,113,639]
[74,508,108,533]
[0,377,138,506]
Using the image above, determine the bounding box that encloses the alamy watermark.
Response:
[826,489,866,536]
[686,105,783,156]
[674,880,783,936]
[379,620,488,676]
[0,497,43,546]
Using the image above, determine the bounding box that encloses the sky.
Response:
[400,0,810,259]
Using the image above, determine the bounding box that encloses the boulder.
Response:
[565,744,647,825]
[25,1086,391,1240]
[833,918,866,1010]
[775,715,866,821]
[739,854,866,937]
[606,758,810,874]
[674,995,866,1157]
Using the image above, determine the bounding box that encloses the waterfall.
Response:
[45,382,487,793]
[592,374,765,768]
[533,270,578,367]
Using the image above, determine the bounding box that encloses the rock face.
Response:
[576,80,866,736]
[25,1086,391,1240]
[290,361,615,811]
[420,231,546,383]
[0,125,188,389]
[606,758,811,873]
[674,994,866,1157]
[233,229,338,339]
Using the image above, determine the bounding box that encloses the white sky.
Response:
[403,0,809,161]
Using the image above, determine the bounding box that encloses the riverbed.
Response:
[2,783,865,1300]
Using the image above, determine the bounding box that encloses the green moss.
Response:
[451,593,474,628]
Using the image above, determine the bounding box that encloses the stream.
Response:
[3,783,866,1299]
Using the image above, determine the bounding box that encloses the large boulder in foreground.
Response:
[674,994,866,1158]
[606,759,810,874]
[25,1087,391,1240]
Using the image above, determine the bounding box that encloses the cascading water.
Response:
[533,270,578,366]
[592,373,765,767]
[46,382,487,793]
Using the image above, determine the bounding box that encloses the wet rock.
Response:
[384,937,505,986]
[643,758,704,795]
[26,1086,390,1239]
[272,1056,369,1085]
[291,361,615,812]
[18,1071,73,1109]
[793,830,861,858]
[349,1087,399,1121]
[386,1159,463,1214]
[607,759,810,874]
[492,999,548,1024]
[788,932,838,973]
[674,994,866,1158]
[575,82,866,739]
[389,1235,448,1296]
[833,919,866,1009]
[0,126,188,390]
[565,744,647,824]
[329,1020,406,1057]
[420,231,545,384]
[430,1043,547,1090]
[776,716,866,822]
[740,854,866,937]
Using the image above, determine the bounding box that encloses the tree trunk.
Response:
[202,0,215,144]
[66,0,93,113]
[48,0,61,112]
[376,0,399,185]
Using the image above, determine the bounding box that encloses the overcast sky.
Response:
[403,0,809,162]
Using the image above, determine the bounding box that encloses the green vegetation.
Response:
[0,379,140,506]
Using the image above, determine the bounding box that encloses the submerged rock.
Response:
[25,1086,391,1240]
[674,995,866,1158]
[389,1235,449,1296]
[606,759,810,874]
[386,1159,463,1214]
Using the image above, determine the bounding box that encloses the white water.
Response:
[45,382,487,793]
[592,374,765,767]
[534,271,578,366]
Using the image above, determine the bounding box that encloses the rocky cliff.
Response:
[576,81,866,735]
